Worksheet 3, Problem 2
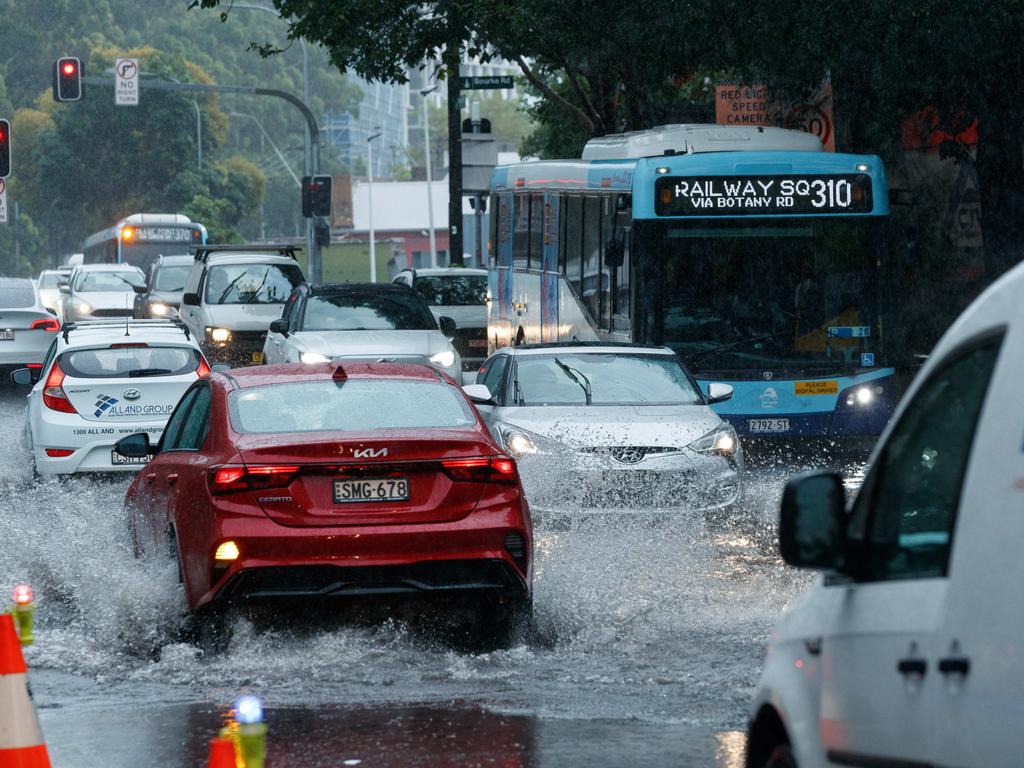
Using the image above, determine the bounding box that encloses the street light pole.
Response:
[367,129,382,283]
[194,101,202,170]
[421,86,439,269]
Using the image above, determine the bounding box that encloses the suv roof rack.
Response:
[61,317,192,343]
[190,243,302,263]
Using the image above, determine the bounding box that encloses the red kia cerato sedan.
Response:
[118,362,533,642]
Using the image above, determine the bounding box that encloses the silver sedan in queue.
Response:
[466,343,743,518]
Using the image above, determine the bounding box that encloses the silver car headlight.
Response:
[503,430,538,458]
[688,423,739,457]
[429,350,456,368]
[72,299,92,314]
[300,352,330,364]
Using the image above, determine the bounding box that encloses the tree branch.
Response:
[513,55,595,134]
[564,64,604,133]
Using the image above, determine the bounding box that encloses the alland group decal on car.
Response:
[94,394,173,417]
[94,394,119,417]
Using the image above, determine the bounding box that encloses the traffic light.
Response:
[53,57,83,102]
[302,175,332,218]
[0,119,10,178]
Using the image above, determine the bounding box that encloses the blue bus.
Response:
[83,213,207,273]
[486,125,895,440]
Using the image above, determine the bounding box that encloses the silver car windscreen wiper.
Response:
[553,357,592,405]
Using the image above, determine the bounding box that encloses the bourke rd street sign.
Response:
[459,75,514,90]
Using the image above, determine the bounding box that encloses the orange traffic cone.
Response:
[206,736,237,768]
[0,613,50,767]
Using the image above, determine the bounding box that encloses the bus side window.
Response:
[613,209,632,332]
[513,196,530,269]
[488,195,499,267]
[529,194,543,270]
[582,197,602,320]
[564,196,583,292]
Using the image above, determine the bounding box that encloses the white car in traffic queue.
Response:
[745,260,1024,767]
[14,318,215,475]
[58,263,146,323]
[263,282,463,381]
[0,277,62,375]
[468,343,742,517]
[36,268,72,315]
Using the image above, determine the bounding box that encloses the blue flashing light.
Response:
[235,695,264,725]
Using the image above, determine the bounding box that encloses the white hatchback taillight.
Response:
[42,361,77,414]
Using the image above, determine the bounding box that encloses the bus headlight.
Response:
[429,350,456,368]
[688,424,739,456]
[846,386,881,407]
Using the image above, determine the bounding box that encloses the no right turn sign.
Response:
[0,178,8,224]
[115,58,139,106]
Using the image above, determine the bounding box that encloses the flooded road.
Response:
[0,392,863,766]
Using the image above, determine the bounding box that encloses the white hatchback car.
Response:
[13,318,214,475]
[747,262,1024,767]
[470,343,742,516]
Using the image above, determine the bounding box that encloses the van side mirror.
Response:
[269,318,290,337]
[779,470,847,570]
[182,292,200,306]
[133,284,149,294]
[114,433,158,458]
[438,316,457,337]
[707,383,733,404]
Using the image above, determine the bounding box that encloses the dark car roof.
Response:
[307,282,415,296]
[223,362,447,388]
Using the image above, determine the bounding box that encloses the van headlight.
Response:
[206,327,232,343]
[429,350,456,368]
[688,424,739,456]
[149,302,172,316]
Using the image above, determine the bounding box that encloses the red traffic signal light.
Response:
[53,57,83,102]
[0,119,10,178]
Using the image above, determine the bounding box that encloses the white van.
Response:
[747,262,1024,767]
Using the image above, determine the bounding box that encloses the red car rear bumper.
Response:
[189,498,532,611]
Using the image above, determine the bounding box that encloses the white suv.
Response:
[747,261,1024,767]
[178,244,305,367]
[13,318,213,475]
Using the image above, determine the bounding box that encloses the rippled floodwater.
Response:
[0,392,865,766]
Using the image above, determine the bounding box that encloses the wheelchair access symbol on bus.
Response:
[861,352,875,368]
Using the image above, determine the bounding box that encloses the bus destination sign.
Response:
[134,226,196,242]
[655,174,872,216]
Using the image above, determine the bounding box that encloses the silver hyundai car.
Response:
[467,343,743,518]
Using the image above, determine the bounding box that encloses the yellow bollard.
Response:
[11,584,35,647]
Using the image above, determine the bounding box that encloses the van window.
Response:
[849,334,1002,581]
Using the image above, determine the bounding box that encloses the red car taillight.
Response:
[441,456,518,484]
[30,318,59,332]
[45,448,74,457]
[196,357,211,377]
[42,361,77,414]
[208,465,300,494]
